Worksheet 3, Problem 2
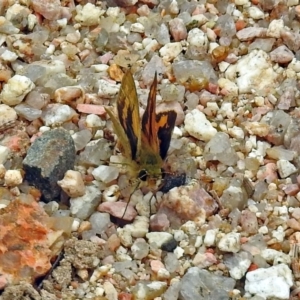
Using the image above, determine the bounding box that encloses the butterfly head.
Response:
[137,166,163,190]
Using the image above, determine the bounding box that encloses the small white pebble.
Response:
[272,226,285,242]
[56,18,68,27]
[267,19,284,38]
[130,22,145,33]
[174,246,184,259]
[173,230,186,241]
[218,232,241,253]
[194,236,203,248]
[95,287,104,296]
[273,206,288,215]
[0,75,35,106]
[1,50,18,62]
[277,160,297,178]
[248,6,264,19]
[4,170,23,187]
[102,185,120,202]
[204,229,218,247]
[39,126,51,133]
[71,218,81,231]
[159,42,182,62]
[258,225,268,234]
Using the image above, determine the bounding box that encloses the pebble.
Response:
[260,248,291,265]
[89,212,111,235]
[244,121,270,137]
[131,238,149,260]
[92,165,119,184]
[23,128,76,202]
[76,104,106,116]
[125,216,149,238]
[103,281,118,300]
[245,264,293,299]
[184,109,217,142]
[192,252,217,268]
[75,3,103,26]
[31,0,62,20]
[102,185,120,202]
[179,267,236,300]
[248,6,264,19]
[146,232,173,248]
[218,232,241,253]
[54,86,84,104]
[270,45,295,64]
[14,103,42,121]
[131,281,167,300]
[267,19,284,38]
[277,159,297,178]
[1,50,18,62]
[72,129,93,151]
[229,50,277,95]
[70,185,102,219]
[130,23,145,33]
[98,80,119,98]
[223,251,252,279]
[156,23,170,45]
[0,75,35,106]
[98,202,137,221]
[236,27,267,41]
[159,42,182,62]
[204,229,218,247]
[187,28,208,49]
[150,213,170,231]
[57,170,85,198]
[161,238,177,252]
[169,18,187,42]
[4,170,23,187]
[204,132,239,166]
[41,104,77,126]
[0,104,17,129]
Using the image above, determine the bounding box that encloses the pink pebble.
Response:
[77,104,106,115]
[150,213,170,231]
[98,201,137,221]
[282,184,299,196]
[150,260,165,273]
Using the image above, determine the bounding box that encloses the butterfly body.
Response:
[105,70,177,190]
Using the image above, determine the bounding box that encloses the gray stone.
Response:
[79,139,112,166]
[23,128,76,202]
[163,281,181,300]
[179,267,236,300]
[89,212,110,234]
[70,185,101,219]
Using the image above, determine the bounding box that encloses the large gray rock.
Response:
[23,128,76,202]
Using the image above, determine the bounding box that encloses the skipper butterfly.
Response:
[105,70,177,200]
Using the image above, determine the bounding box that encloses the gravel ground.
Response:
[1,0,300,299]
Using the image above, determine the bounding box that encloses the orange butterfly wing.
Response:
[105,71,141,161]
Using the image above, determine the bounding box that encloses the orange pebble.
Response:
[236,20,246,31]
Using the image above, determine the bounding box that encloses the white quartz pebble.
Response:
[245,264,293,299]
[184,109,217,142]
[0,75,35,105]
[58,170,85,198]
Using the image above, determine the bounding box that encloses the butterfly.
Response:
[105,70,177,204]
